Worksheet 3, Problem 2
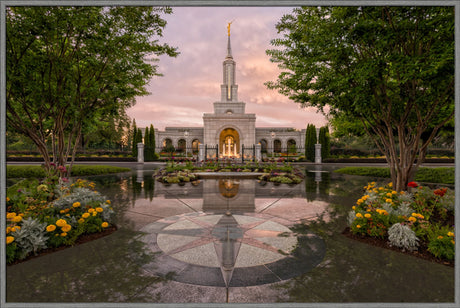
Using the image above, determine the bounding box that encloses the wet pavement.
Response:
[5,166,456,304]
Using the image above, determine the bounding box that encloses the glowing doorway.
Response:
[220,128,240,157]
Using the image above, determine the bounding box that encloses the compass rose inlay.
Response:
[140,212,326,287]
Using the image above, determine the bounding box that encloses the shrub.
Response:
[388,223,419,251]
[11,217,48,260]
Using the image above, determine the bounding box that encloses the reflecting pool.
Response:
[6,166,455,303]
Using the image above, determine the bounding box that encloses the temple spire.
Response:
[226,21,233,59]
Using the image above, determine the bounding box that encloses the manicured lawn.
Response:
[334,167,454,184]
[6,165,131,178]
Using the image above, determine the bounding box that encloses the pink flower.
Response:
[61,177,69,182]
[407,182,418,188]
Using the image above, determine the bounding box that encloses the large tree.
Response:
[6,6,178,177]
[266,6,454,191]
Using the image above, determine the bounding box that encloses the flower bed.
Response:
[346,181,455,264]
[154,161,304,184]
[6,178,116,264]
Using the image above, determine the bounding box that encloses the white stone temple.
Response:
[154,25,305,158]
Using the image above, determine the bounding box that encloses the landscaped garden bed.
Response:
[345,181,455,266]
[154,160,304,184]
[6,177,117,265]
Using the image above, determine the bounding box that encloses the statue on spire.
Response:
[227,20,234,36]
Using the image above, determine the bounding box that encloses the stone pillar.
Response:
[315,143,322,164]
[137,143,144,163]
[199,144,205,162]
[255,144,261,162]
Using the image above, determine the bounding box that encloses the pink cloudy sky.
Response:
[126,6,328,131]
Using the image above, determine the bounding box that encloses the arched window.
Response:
[177,139,186,152]
[192,139,200,153]
[162,138,174,152]
[274,139,282,153]
[287,139,297,154]
[259,139,268,153]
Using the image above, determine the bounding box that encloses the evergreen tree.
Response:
[149,124,156,160]
[144,126,150,161]
[132,119,138,157]
[305,124,316,162]
[319,126,331,159]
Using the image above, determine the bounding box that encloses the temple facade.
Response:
[155,26,305,158]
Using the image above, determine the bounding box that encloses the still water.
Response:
[6,166,455,303]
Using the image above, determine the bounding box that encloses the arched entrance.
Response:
[220,128,240,157]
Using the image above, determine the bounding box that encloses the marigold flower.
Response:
[73,202,81,208]
[6,227,12,234]
[11,226,21,232]
[385,199,392,203]
[356,213,363,218]
[6,212,16,219]
[352,206,356,210]
[391,191,397,195]
[356,225,361,229]
[437,235,443,240]
[388,182,393,188]
[60,232,67,237]
[378,187,384,191]
[96,207,103,213]
[12,216,22,223]
[452,240,455,245]
[6,236,14,244]
[106,200,111,204]
[61,224,72,232]
[82,213,90,219]
[88,208,95,213]
[60,210,66,214]
[92,212,97,216]
[101,222,109,228]
[56,219,67,227]
[386,193,392,198]
[6,197,10,202]
[46,225,56,232]
[447,232,454,237]
[364,213,371,218]
[408,217,417,223]
[78,218,85,224]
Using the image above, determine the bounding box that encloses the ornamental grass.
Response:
[6,177,115,264]
[348,181,455,261]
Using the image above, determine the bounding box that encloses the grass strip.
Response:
[6,165,131,178]
[334,167,454,184]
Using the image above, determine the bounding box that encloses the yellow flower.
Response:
[6,197,10,202]
[12,216,22,223]
[56,219,67,227]
[356,225,361,229]
[364,213,371,218]
[378,187,384,191]
[101,222,109,228]
[386,193,392,198]
[352,206,356,210]
[388,182,393,188]
[373,188,378,193]
[11,226,21,232]
[391,191,397,195]
[60,232,67,237]
[6,212,16,219]
[88,208,95,213]
[72,202,81,208]
[6,236,14,244]
[385,199,392,203]
[357,199,363,205]
[447,232,454,237]
[356,213,363,218]
[106,200,111,204]
[46,225,57,232]
[82,213,90,219]
[362,195,369,200]
[451,240,455,245]
[408,217,417,223]
[60,210,66,214]
[437,235,443,240]
[417,214,424,220]
[92,212,97,216]
[78,218,85,224]
[96,207,103,213]
[61,224,72,232]
[6,227,12,234]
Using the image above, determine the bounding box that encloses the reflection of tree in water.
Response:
[6,229,173,302]
[304,170,331,202]
[278,207,455,303]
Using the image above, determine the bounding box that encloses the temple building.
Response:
[155,24,305,158]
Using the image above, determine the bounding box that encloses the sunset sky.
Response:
[126,6,328,131]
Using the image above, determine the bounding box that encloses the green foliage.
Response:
[6,7,178,175]
[426,225,455,261]
[305,124,316,161]
[266,7,454,191]
[335,167,454,185]
[318,126,330,159]
[132,119,138,157]
[6,165,130,179]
